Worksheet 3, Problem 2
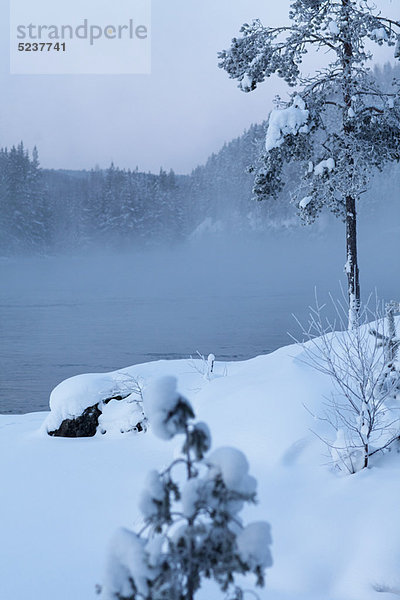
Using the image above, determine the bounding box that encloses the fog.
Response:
[2,186,399,414]
[0,0,396,173]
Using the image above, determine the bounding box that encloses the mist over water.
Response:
[1,192,399,415]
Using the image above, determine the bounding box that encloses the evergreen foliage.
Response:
[0,65,399,254]
[219,1,400,324]
[100,377,272,600]
[0,143,49,253]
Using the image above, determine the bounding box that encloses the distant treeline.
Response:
[0,64,398,254]
[0,125,267,254]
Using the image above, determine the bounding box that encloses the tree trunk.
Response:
[342,0,360,327]
[363,443,369,469]
[345,194,360,328]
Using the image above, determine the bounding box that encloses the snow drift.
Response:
[1,330,400,599]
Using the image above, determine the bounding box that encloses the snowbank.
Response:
[2,334,400,600]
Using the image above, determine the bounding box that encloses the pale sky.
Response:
[0,0,397,174]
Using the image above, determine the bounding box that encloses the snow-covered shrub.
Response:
[100,376,272,600]
[188,351,217,381]
[295,298,400,473]
[187,352,227,385]
[370,301,400,402]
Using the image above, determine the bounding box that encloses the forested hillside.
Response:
[0,64,398,254]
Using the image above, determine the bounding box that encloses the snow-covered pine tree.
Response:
[0,148,12,252]
[28,146,50,251]
[100,376,272,600]
[219,0,400,327]
[0,143,48,252]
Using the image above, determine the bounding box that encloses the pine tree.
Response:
[100,377,272,600]
[219,0,400,326]
[0,148,12,252]
[28,146,50,251]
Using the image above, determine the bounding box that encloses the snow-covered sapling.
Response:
[100,376,272,600]
[188,351,217,381]
[295,298,400,473]
[207,353,215,378]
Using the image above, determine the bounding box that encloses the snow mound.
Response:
[4,322,400,600]
[98,398,145,436]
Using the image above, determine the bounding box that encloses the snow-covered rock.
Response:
[42,372,145,437]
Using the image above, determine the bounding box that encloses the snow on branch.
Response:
[265,95,309,151]
[293,295,400,474]
[99,378,273,600]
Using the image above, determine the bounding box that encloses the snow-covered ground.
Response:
[2,338,400,600]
